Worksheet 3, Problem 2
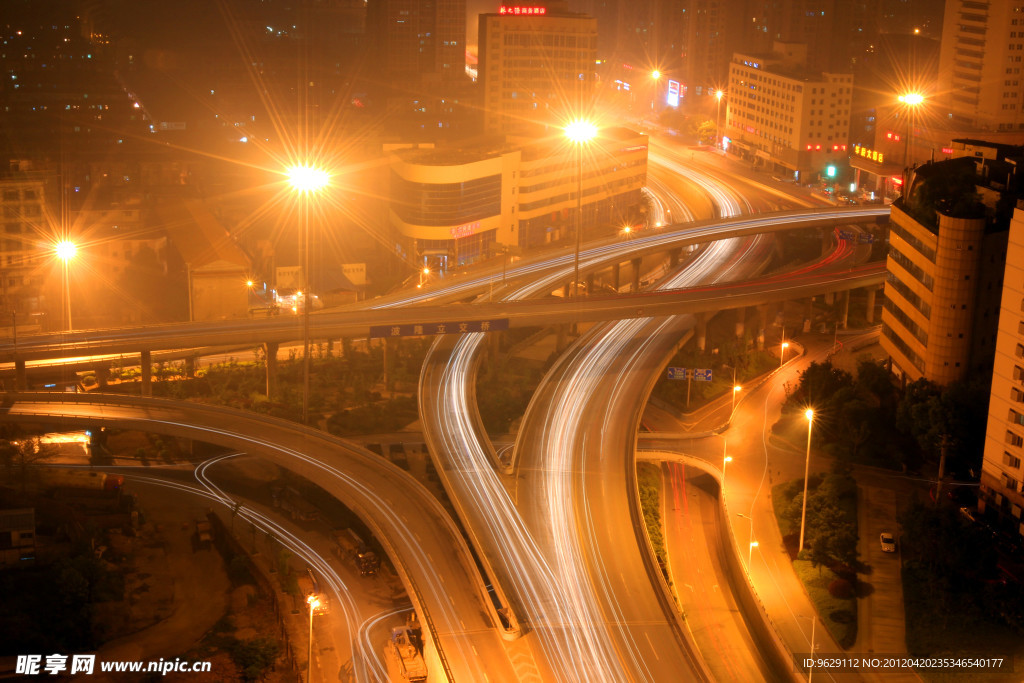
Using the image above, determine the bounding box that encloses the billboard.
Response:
[666,80,680,108]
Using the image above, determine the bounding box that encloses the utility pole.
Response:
[935,433,949,504]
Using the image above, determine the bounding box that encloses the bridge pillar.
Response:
[670,248,681,268]
[756,305,770,350]
[695,313,707,352]
[611,263,621,292]
[865,286,878,324]
[264,342,279,399]
[840,289,850,329]
[585,272,594,295]
[95,363,110,389]
[631,258,642,291]
[562,283,571,298]
[140,350,153,397]
[735,307,746,339]
[824,291,834,305]
[184,356,196,378]
[15,358,26,390]
[556,324,569,353]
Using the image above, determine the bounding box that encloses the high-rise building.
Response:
[725,42,852,179]
[981,203,1024,537]
[881,141,1020,386]
[0,176,51,322]
[937,0,1024,133]
[366,0,468,130]
[478,4,597,136]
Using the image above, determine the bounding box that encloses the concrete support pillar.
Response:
[612,263,621,292]
[184,356,196,379]
[15,358,26,391]
[140,350,153,397]
[840,289,850,330]
[670,248,681,268]
[695,313,708,352]
[264,342,279,399]
[865,286,877,324]
[585,272,594,295]
[631,257,642,291]
[825,291,834,305]
[756,305,770,350]
[96,363,110,389]
[734,307,746,339]
[556,324,569,353]
[562,283,570,298]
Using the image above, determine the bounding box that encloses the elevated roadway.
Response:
[0,393,517,683]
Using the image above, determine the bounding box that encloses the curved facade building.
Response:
[389,127,647,268]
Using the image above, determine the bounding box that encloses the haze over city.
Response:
[1,0,1023,681]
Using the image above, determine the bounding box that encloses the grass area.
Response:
[793,560,857,649]
[773,476,859,649]
[636,462,667,571]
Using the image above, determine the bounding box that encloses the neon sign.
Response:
[666,80,680,107]
[450,221,481,238]
[499,6,547,14]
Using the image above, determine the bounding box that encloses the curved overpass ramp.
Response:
[0,392,516,683]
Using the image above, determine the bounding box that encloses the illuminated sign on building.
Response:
[499,6,546,14]
[852,144,884,164]
[885,131,902,142]
[450,221,481,238]
[942,147,953,155]
[666,80,680,107]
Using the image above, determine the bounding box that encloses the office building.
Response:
[478,5,597,136]
[881,141,1021,386]
[937,0,1024,133]
[725,42,852,180]
[981,203,1024,537]
[388,127,647,267]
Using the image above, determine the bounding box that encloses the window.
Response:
[1008,430,1024,447]
[1004,473,1019,492]
[1011,409,1024,426]
[1004,452,1022,469]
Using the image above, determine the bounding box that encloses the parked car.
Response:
[880,532,897,553]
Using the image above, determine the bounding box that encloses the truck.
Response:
[333,528,381,576]
[273,486,319,522]
[389,626,427,682]
[195,519,213,549]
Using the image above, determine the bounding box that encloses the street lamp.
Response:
[306,594,320,683]
[897,93,924,168]
[650,70,661,112]
[723,446,733,488]
[800,614,818,682]
[55,240,77,331]
[780,340,790,369]
[287,164,329,425]
[565,119,598,300]
[798,408,815,552]
[732,384,742,414]
[715,90,724,149]
[749,540,759,566]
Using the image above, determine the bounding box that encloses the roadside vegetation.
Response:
[651,339,777,415]
[772,469,859,648]
[636,462,668,577]
[899,501,1024,670]
[778,358,989,477]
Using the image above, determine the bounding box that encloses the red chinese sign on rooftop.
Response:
[499,6,547,14]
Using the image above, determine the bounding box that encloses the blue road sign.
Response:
[667,367,688,380]
[370,318,509,339]
[693,368,713,381]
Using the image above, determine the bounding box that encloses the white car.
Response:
[880,532,897,553]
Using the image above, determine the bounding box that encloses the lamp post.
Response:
[565,120,598,300]
[651,70,661,112]
[749,540,759,566]
[732,384,742,414]
[798,408,815,552]
[780,340,789,369]
[715,90,724,149]
[737,512,756,568]
[723,444,732,488]
[897,93,924,168]
[287,164,329,425]
[55,240,76,331]
[801,614,818,682]
[306,594,320,683]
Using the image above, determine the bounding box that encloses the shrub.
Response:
[828,578,855,599]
